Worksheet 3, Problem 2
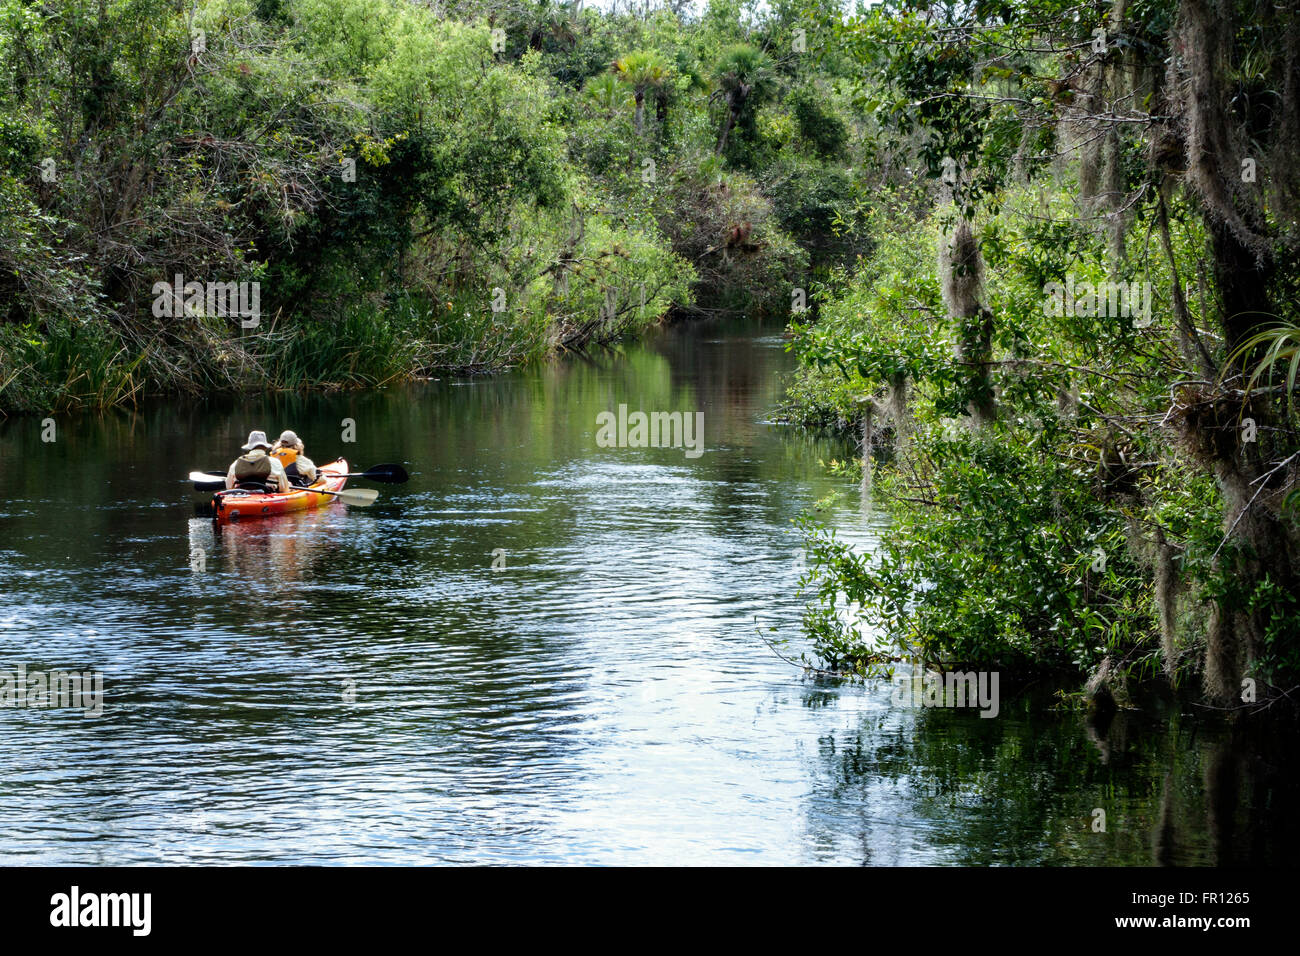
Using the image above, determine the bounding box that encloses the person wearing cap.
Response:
[226,430,290,492]
[270,430,318,486]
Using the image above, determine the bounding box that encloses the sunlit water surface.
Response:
[1,318,1295,864]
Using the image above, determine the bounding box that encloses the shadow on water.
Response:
[798,680,1300,866]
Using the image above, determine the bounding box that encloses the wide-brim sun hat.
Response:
[241,430,272,451]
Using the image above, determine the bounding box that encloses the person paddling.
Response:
[270,430,318,486]
[226,430,290,493]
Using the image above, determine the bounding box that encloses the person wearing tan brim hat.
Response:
[226,430,290,492]
[242,430,273,451]
[270,429,317,486]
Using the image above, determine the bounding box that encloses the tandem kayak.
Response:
[212,458,349,525]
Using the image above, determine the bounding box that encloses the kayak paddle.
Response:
[189,463,406,490]
[213,485,379,506]
[335,463,409,483]
[302,486,379,506]
[190,471,226,490]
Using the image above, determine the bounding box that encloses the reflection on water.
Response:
[800,687,1298,865]
[0,317,1296,864]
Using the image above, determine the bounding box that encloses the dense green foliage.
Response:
[787,0,1300,707]
[0,0,864,411]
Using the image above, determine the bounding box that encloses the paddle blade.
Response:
[190,471,226,491]
[358,463,409,484]
[335,487,379,506]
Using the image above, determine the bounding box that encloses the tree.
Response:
[583,72,627,119]
[794,0,1300,703]
[711,44,777,157]
[612,50,669,137]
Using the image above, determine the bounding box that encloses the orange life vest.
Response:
[271,446,298,466]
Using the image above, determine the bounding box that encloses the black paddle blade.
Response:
[358,463,409,484]
[188,470,227,491]
[191,472,226,491]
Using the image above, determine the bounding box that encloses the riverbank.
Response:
[2,4,866,417]
[0,300,671,415]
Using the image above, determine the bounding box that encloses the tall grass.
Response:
[266,308,416,389]
[0,320,144,413]
[0,295,563,414]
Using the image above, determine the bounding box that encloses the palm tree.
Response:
[711,44,777,156]
[612,50,670,137]
[584,73,628,118]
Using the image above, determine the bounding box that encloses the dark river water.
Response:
[0,318,1296,865]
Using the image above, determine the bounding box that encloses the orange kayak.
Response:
[212,459,348,525]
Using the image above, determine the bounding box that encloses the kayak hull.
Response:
[212,459,348,525]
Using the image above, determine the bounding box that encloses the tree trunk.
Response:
[1170,0,1297,702]
[940,222,996,427]
[1210,219,1274,355]
[716,102,737,154]
[716,86,748,155]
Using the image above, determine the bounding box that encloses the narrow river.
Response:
[0,317,1294,864]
